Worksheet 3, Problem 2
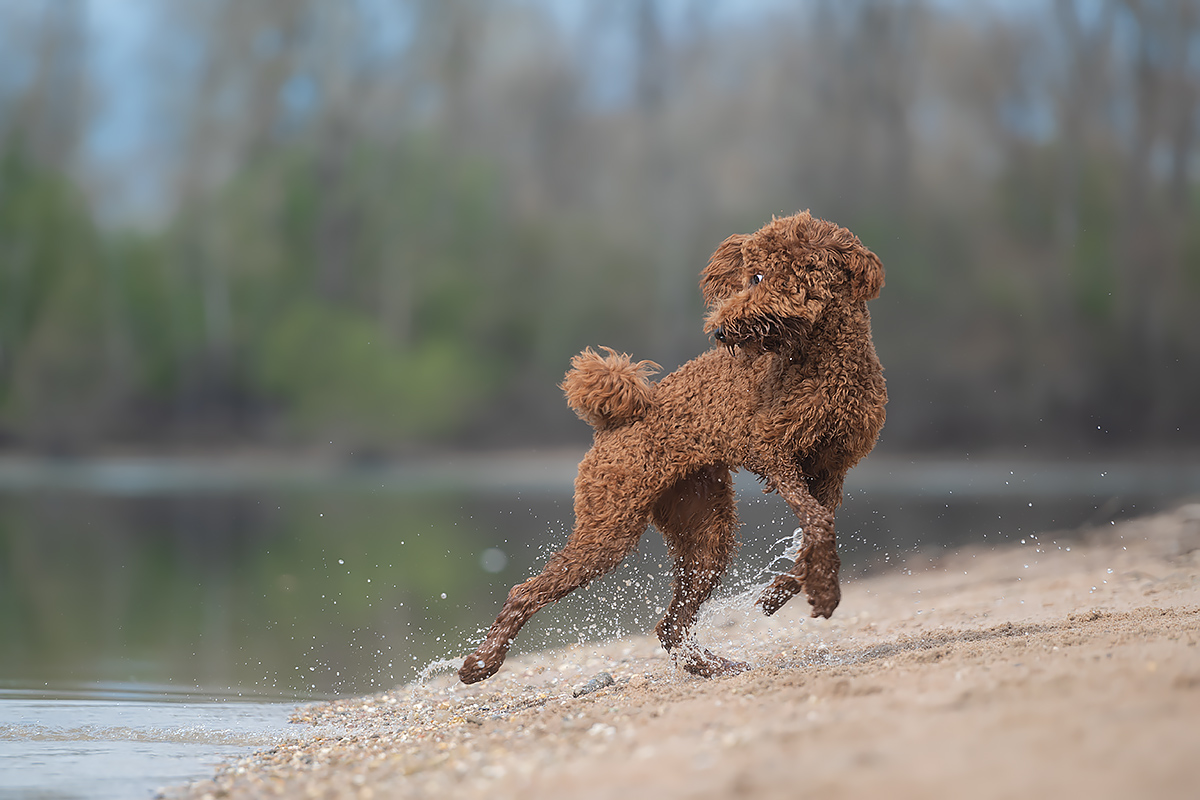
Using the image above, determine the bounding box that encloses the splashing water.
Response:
[757,526,805,582]
[409,657,469,705]
[409,515,835,691]
[414,658,462,688]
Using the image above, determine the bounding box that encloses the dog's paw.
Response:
[756,574,803,616]
[678,648,750,678]
[803,571,841,619]
[458,653,500,685]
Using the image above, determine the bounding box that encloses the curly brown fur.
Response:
[460,211,886,684]
[562,347,661,430]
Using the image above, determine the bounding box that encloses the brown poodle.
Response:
[460,210,886,683]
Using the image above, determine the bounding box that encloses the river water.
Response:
[0,450,1197,798]
[0,683,298,799]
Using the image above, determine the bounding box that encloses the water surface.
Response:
[3,452,1197,696]
[0,682,301,800]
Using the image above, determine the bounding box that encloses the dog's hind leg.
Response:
[755,466,841,618]
[651,465,747,677]
[459,483,652,685]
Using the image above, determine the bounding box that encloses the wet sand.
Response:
[166,505,1200,800]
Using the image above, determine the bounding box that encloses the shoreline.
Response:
[164,505,1200,799]
[3,450,1199,498]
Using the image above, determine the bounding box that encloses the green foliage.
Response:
[106,233,191,395]
[1182,193,1200,294]
[0,136,533,446]
[0,153,94,347]
[252,301,490,442]
[206,137,519,444]
[3,106,1200,451]
[0,151,108,441]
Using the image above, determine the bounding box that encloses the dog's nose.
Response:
[713,327,726,342]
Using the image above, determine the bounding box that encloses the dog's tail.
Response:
[562,346,660,430]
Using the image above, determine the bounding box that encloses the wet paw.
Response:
[807,594,839,619]
[756,574,803,616]
[680,648,750,678]
[458,653,499,685]
[802,568,841,619]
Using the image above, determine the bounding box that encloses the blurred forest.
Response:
[1,0,1199,455]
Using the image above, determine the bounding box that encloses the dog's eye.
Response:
[750,273,764,286]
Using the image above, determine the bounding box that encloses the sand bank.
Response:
[166,505,1200,800]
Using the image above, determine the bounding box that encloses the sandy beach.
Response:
[166,504,1200,800]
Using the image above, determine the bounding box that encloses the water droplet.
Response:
[480,548,508,573]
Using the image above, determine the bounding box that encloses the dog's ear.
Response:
[701,234,747,306]
[845,245,884,302]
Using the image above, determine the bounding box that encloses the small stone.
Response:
[573,671,615,698]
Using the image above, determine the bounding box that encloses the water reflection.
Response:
[1,453,1195,696]
[0,488,520,696]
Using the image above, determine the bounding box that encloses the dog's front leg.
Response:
[460,495,651,684]
[459,548,608,685]
[756,469,841,618]
[459,580,542,684]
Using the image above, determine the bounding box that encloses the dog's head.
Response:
[700,211,883,352]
